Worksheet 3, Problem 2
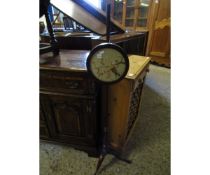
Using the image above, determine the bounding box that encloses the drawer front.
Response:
[40,70,96,94]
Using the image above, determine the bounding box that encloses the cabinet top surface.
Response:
[40,50,150,79]
[40,50,89,72]
[126,55,150,79]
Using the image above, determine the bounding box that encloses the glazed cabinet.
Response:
[103,0,171,67]
[103,0,152,31]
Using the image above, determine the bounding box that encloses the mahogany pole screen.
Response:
[40,0,59,55]
[86,5,131,175]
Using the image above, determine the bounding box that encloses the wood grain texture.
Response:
[40,50,89,71]
[146,0,170,67]
[155,18,170,29]
[126,55,150,79]
[107,56,150,152]
[40,50,100,155]
[122,0,127,27]
[40,50,150,75]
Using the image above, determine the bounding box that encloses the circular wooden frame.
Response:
[86,43,129,84]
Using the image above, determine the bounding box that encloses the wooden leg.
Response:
[94,154,106,175]
[115,154,132,164]
[93,151,131,175]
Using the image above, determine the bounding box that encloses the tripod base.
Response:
[94,148,132,175]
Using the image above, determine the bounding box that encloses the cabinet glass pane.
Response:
[126,0,135,20]
[113,1,123,24]
[125,19,134,27]
[139,0,150,6]
[137,0,150,27]
[138,6,149,18]
[138,0,150,18]
[127,0,135,6]
[126,8,135,18]
[137,19,147,27]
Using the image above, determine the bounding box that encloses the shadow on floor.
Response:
[128,85,169,151]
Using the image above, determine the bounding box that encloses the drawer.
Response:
[40,70,96,94]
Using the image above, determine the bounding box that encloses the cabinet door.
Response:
[136,0,152,29]
[147,0,170,67]
[41,93,98,146]
[113,0,124,25]
[125,0,136,28]
[40,103,50,139]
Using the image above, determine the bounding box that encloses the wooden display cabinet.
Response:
[103,0,171,67]
[108,0,152,31]
[146,0,170,67]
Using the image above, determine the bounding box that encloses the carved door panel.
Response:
[40,102,50,139]
[41,93,98,146]
[147,0,170,67]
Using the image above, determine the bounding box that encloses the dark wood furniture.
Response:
[40,50,150,157]
[41,31,148,56]
[40,50,100,156]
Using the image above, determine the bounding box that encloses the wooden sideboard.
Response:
[40,50,150,156]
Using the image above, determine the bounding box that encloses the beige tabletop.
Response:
[126,55,151,79]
